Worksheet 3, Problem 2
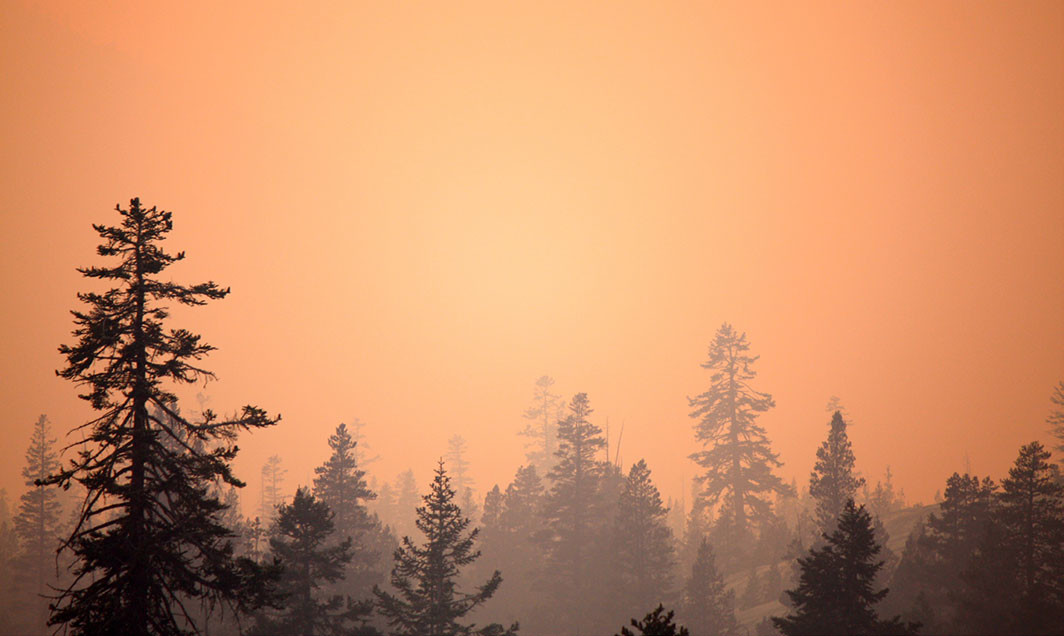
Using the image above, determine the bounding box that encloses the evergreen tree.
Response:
[312,422,387,599]
[520,376,561,474]
[772,500,914,636]
[612,459,675,613]
[809,411,864,534]
[688,324,788,551]
[44,198,278,635]
[14,414,64,632]
[393,470,419,540]
[680,538,738,636]
[261,455,288,523]
[1047,381,1064,459]
[252,488,374,636]
[373,462,512,636]
[446,435,474,496]
[616,605,690,636]
[0,491,22,630]
[541,392,606,632]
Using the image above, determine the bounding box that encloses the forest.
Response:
[0,199,1061,636]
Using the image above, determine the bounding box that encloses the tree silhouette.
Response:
[261,454,288,523]
[688,324,789,552]
[1047,381,1064,459]
[680,538,739,636]
[772,500,915,636]
[44,198,278,635]
[809,410,864,533]
[374,462,513,636]
[612,459,675,613]
[520,376,562,474]
[616,605,690,636]
[251,488,375,636]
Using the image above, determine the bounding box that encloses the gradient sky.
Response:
[1,1,1062,517]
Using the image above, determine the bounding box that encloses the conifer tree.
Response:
[393,470,419,540]
[612,459,675,613]
[0,492,21,630]
[681,538,739,636]
[772,500,914,636]
[261,455,287,522]
[520,376,561,474]
[1047,381,1064,460]
[373,462,512,636]
[542,392,606,631]
[44,198,278,635]
[688,324,788,550]
[616,605,690,636]
[15,414,64,632]
[809,411,864,533]
[251,488,374,636]
[446,435,474,496]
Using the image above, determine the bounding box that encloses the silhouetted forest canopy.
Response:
[1,199,1061,635]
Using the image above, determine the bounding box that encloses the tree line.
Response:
[5,199,1063,635]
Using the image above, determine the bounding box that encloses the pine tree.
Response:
[483,465,545,633]
[446,435,474,497]
[373,462,512,636]
[261,455,288,523]
[1048,382,1064,460]
[44,198,278,635]
[542,392,606,632]
[680,538,739,636]
[251,488,374,636]
[772,500,914,636]
[612,459,675,613]
[688,324,788,551]
[14,414,64,632]
[616,605,690,636]
[0,491,22,630]
[809,411,864,534]
[520,376,561,474]
[393,469,419,540]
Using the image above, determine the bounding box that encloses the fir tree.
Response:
[688,324,789,550]
[612,459,675,613]
[1047,381,1064,459]
[616,605,690,636]
[373,462,512,636]
[252,488,374,636]
[772,500,915,636]
[14,414,64,632]
[541,392,606,632]
[393,470,419,540]
[681,538,739,636]
[261,455,288,523]
[446,435,474,496]
[809,411,864,534]
[312,422,387,599]
[44,198,278,635]
[520,376,561,474]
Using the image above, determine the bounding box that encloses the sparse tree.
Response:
[44,198,278,635]
[446,435,474,497]
[1047,382,1064,460]
[373,462,512,636]
[261,455,288,523]
[809,411,864,534]
[520,376,562,474]
[393,470,419,540]
[688,324,789,554]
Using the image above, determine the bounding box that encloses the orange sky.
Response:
[1,1,1062,517]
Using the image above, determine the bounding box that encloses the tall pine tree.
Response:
[612,459,675,614]
[373,462,512,636]
[520,376,562,474]
[809,410,864,533]
[688,324,788,555]
[44,198,278,635]
[261,455,287,523]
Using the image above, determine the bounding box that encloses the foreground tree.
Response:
[773,500,915,636]
[374,462,513,636]
[251,488,374,636]
[45,198,278,635]
[809,411,864,533]
[616,605,690,636]
[688,324,788,555]
[15,414,64,632]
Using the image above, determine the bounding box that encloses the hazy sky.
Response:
[1,1,1061,516]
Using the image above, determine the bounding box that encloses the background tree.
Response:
[520,375,561,474]
[252,487,374,636]
[809,411,864,534]
[772,500,913,636]
[541,392,606,632]
[44,199,277,635]
[688,324,789,561]
[374,462,511,636]
[261,454,288,523]
[612,459,675,614]
[14,414,64,633]
[1047,381,1064,460]
[446,435,474,497]
[680,538,739,636]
